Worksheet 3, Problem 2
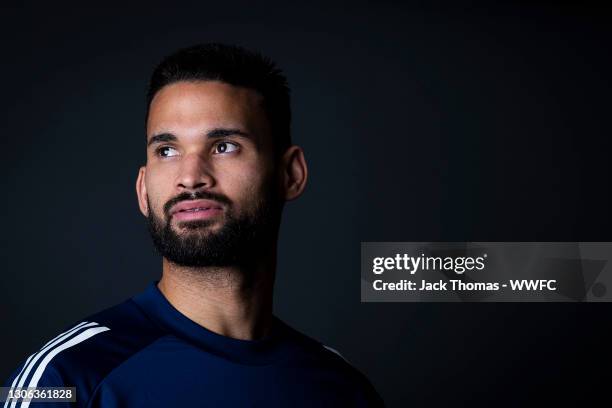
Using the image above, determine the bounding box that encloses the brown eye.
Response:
[157,146,179,157]
[214,142,238,154]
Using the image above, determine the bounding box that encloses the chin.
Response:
[174,220,220,233]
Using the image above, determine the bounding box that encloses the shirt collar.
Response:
[132,281,302,366]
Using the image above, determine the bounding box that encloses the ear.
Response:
[281,145,308,201]
[136,166,149,217]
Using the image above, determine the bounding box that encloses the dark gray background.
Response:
[1,2,611,406]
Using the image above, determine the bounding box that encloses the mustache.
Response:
[163,190,232,217]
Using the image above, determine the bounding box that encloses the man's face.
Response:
[138,80,281,267]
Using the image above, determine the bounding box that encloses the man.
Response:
[3,43,384,407]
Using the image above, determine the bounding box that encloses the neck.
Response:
[157,247,276,341]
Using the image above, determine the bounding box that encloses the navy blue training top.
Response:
[4,282,384,407]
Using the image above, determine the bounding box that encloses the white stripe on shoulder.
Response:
[41,321,90,349]
[19,326,110,408]
[4,321,91,408]
[323,344,350,363]
[9,322,99,408]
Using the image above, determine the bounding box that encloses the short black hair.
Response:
[146,43,291,155]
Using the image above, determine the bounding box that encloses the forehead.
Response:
[146,80,268,138]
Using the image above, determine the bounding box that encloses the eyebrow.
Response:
[147,128,252,147]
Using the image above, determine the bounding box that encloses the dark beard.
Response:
[146,190,279,268]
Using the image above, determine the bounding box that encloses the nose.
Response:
[176,152,215,191]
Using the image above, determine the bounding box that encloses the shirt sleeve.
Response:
[3,361,74,408]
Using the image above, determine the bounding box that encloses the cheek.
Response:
[144,167,175,215]
[220,162,270,208]
[223,169,260,197]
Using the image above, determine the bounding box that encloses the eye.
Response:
[156,146,179,158]
[214,141,239,154]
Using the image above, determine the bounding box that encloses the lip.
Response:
[170,199,224,222]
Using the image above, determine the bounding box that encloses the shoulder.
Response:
[4,298,165,407]
[317,343,385,407]
[281,321,385,407]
